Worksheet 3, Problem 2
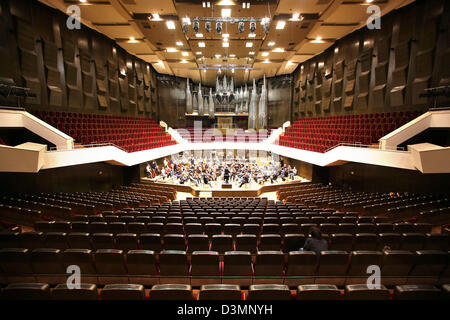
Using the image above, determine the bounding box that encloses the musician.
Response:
[224,166,231,184]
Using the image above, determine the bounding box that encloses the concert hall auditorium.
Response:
[0,0,449,303]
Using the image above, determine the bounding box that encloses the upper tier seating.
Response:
[277,111,421,153]
[31,111,177,152]
[175,127,273,143]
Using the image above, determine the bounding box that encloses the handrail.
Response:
[48,142,128,153]
[324,142,405,153]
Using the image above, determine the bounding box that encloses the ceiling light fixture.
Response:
[195,33,204,38]
[249,33,256,38]
[127,37,139,43]
[311,36,324,43]
[166,48,178,52]
[181,59,188,63]
[196,51,202,55]
[264,59,270,63]
[290,13,301,21]
[198,42,205,47]
[246,42,253,47]
[217,0,236,6]
[216,21,223,34]
[221,9,231,18]
[238,21,244,33]
[229,54,236,57]
[222,33,229,38]
[268,41,275,46]
[273,48,284,52]
[262,52,269,57]
[222,42,229,47]
[182,51,189,57]
[166,21,176,30]
[215,54,221,58]
[232,68,235,73]
[250,19,256,33]
[176,41,183,46]
[193,18,200,33]
[152,13,162,21]
[249,51,255,55]
[276,21,286,29]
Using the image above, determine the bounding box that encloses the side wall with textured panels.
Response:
[292,0,450,119]
[0,0,158,119]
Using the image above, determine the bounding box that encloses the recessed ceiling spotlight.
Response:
[249,33,256,38]
[262,52,269,57]
[215,54,222,58]
[152,13,162,21]
[246,42,253,47]
[273,48,284,52]
[166,48,178,52]
[249,51,255,55]
[198,42,206,47]
[182,51,189,56]
[222,42,229,47]
[195,33,204,38]
[79,0,87,3]
[166,21,176,30]
[276,21,286,30]
[180,59,188,63]
[221,8,231,18]
[268,41,275,46]
[311,36,324,43]
[222,33,229,38]
[176,41,183,46]
[127,37,139,43]
[290,13,301,21]
[229,54,236,57]
[196,51,202,55]
[264,59,270,63]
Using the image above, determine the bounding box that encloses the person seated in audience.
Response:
[301,227,329,262]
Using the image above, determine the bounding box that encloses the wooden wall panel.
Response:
[0,0,158,119]
[291,0,450,118]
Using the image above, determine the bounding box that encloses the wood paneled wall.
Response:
[0,0,158,118]
[292,0,450,119]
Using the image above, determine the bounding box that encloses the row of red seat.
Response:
[278,111,421,153]
[32,111,177,152]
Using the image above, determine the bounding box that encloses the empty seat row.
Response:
[1,248,449,286]
[2,283,448,300]
[2,232,447,253]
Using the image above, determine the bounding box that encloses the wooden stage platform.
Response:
[141,178,308,197]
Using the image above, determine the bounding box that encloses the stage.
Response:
[141,176,309,197]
